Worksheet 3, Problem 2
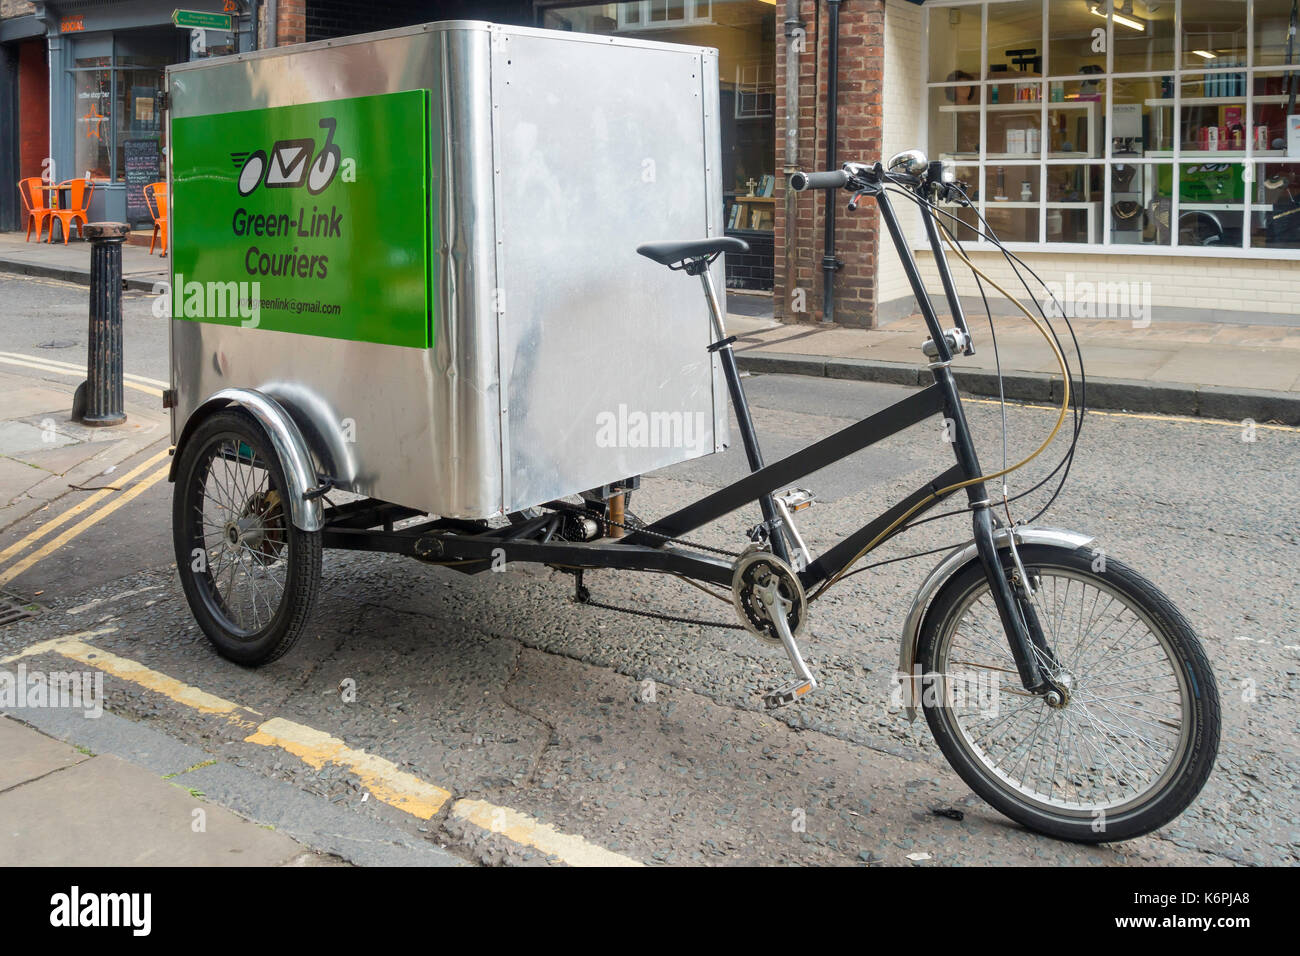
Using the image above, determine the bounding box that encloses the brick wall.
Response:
[277,0,306,45]
[0,1,35,18]
[775,0,886,329]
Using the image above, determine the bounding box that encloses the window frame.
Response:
[922,0,1300,259]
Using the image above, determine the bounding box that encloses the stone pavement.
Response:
[0,716,333,866]
[0,369,169,537]
[0,230,167,293]
[728,310,1300,426]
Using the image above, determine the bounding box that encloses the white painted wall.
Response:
[878,0,926,319]
[911,248,1300,322]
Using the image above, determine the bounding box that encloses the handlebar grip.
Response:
[789,169,850,191]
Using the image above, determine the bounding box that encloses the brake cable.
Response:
[807,186,1074,602]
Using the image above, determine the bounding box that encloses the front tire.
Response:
[916,544,1219,843]
[173,409,321,665]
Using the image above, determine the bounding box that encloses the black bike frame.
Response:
[324,163,1056,695]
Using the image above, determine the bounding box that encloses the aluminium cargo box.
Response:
[167,20,730,518]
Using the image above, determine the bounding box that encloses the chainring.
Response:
[731,548,807,647]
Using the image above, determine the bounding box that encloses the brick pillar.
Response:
[277,0,306,45]
[775,0,885,329]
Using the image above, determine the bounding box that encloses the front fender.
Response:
[169,387,325,532]
[897,526,1096,720]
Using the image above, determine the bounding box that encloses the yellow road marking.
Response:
[54,638,251,716]
[5,630,639,864]
[246,718,453,819]
[966,396,1299,433]
[0,461,171,586]
[451,799,643,867]
[0,627,119,665]
[0,447,170,568]
[0,354,163,397]
[0,351,169,388]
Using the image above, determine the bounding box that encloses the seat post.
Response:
[696,264,728,342]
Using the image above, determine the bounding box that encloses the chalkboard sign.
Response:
[124,139,161,226]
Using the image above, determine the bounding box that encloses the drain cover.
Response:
[0,599,36,627]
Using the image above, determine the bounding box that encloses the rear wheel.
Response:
[172,409,321,665]
[916,544,1219,842]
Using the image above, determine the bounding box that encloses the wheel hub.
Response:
[1044,670,1073,708]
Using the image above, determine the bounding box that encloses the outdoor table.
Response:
[39,184,73,242]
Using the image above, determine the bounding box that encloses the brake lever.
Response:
[847,189,868,212]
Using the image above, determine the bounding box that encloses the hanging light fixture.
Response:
[1089,1,1147,32]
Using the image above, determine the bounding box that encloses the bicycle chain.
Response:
[570,503,742,559]
[576,594,744,631]
[563,502,746,629]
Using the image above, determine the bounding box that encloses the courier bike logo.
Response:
[232,117,341,197]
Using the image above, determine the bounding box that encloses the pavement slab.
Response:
[0,716,89,792]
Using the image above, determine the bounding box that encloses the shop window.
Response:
[1254,0,1300,66]
[73,59,112,181]
[1252,161,1300,247]
[1110,1,1175,75]
[924,1,1300,256]
[1181,0,1247,70]
[69,36,174,204]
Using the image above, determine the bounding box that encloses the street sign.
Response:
[172,9,232,30]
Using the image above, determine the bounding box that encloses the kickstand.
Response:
[572,569,590,604]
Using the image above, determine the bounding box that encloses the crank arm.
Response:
[758,586,817,709]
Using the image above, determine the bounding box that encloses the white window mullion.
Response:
[1039,0,1048,242]
[979,1,989,244]
[1172,0,1183,248]
[1244,0,1254,249]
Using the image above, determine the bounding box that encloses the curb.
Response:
[0,257,160,293]
[736,351,1300,427]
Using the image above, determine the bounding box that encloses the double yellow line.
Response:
[0,447,172,588]
[0,350,167,397]
[3,632,643,866]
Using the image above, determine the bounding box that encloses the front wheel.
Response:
[916,544,1219,843]
[173,409,322,665]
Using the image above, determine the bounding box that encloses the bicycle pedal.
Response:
[763,677,817,709]
[775,487,816,512]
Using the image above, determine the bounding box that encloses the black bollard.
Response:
[79,222,129,427]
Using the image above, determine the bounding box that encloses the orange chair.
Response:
[144,182,167,255]
[17,177,54,242]
[50,178,95,244]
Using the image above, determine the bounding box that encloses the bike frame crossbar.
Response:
[621,383,947,549]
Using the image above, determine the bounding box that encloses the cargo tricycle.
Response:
[165,22,1218,843]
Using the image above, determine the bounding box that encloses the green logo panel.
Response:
[171,90,432,348]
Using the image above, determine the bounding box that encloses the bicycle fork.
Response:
[877,186,1061,698]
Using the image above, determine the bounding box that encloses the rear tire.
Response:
[172,409,321,665]
[916,544,1219,843]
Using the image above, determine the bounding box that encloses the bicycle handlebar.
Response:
[789,170,850,191]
